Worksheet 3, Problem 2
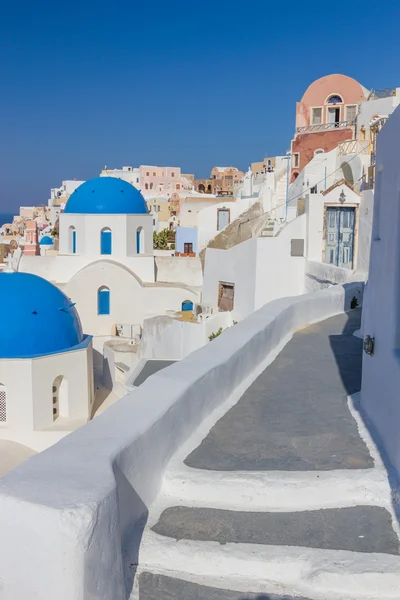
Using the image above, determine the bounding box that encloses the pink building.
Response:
[139,166,193,197]
[291,74,369,180]
[23,221,40,256]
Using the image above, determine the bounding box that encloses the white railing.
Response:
[296,120,355,134]
[338,140,370,156]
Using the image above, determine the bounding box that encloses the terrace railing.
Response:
[296,120,355,134]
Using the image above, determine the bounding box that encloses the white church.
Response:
[0,177,201,466]
[17,177,199,336]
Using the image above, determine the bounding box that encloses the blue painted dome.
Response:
[0,272,84,358]
[40,235,54,246]
[64,177,148,215]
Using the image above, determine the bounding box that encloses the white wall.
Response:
[179,199,228,227]
[63,260,199,335]
[361,104,400,476]
[155,256,203,286]
[197,197,257,251]
[202,216,306,320]
[0,343,93,452]
[137,311,233,361]
[304,260,357,294]
[0,282,363,600]
[357,190,374,274]
[59,214,153,258]
[357,95,400,134]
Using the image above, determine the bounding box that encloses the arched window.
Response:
[52,376,68,421]
[327,95,343,104]
[100,227,112,255]
[198,183,205,193]
[182,300,193,311]
[136,226,144,254]
[69,226,76,254]
[98,286,110,315]
[145,183,149,190]
[149,182,153,190]
[0,383,6,423]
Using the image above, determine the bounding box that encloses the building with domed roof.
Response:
[0,271,94,454]
[16,177,200,341]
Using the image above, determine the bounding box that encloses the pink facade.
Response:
[139,166,192,196]
[23,221,40,256]
[296,74,367,129]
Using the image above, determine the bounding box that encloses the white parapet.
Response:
[0,281,363,600]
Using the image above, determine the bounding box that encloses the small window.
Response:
[98,287,110,315]
[100,228,112,255]
[146,172,149,176]
[311,107,322,125]
[176,184,180,190]
[346,105,357,123]
[171,172,175,177]
[150,182,153,190]
[327,95,343,104]
[153,172,156,176]
[292,153,300,168]
[145,183,149,190]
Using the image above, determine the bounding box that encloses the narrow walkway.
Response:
[137,311,400,600]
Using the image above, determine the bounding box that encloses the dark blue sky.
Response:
[1,0,400,211]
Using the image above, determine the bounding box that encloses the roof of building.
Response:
[64,177,148,215]
[39,235,54,246]
[0,272,85,358]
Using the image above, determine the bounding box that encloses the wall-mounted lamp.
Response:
[339,190,346,203]
[363,335,375,356]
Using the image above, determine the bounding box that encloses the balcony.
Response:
[338,140,370,156]
[296,120,355,134]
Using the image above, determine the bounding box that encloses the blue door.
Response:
[325,207,355,269]
[101,230,112,255]
[98,288,110,315]
[136,230,141,254]
[217,209,230,231]
[72,230,77,254]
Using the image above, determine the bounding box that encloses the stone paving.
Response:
[140,310,400,599]
[185,310,372,471]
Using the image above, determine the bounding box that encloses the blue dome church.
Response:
[0,271,94,445]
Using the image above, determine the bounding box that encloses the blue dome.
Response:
[64,177,148,215]
[0,272,84,358]
[40,235,54,246]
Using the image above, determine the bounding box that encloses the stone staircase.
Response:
[133,311,400,600]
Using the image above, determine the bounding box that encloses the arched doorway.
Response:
[198,184,205,193]
[181,300,193,311]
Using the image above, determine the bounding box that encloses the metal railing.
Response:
[368,88,396,101]
[296,120,355,134]
[338,140,370,156]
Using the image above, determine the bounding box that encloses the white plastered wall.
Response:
[0,282,364,600]
[59,213,153,259]
[360,105,400,476]
[202,216,306,320]
[63,260,199,335]
[0,344,93,451]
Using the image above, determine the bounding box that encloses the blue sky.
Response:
[1,0,400,211]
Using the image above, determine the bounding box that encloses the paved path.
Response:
[137,311,400,600]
